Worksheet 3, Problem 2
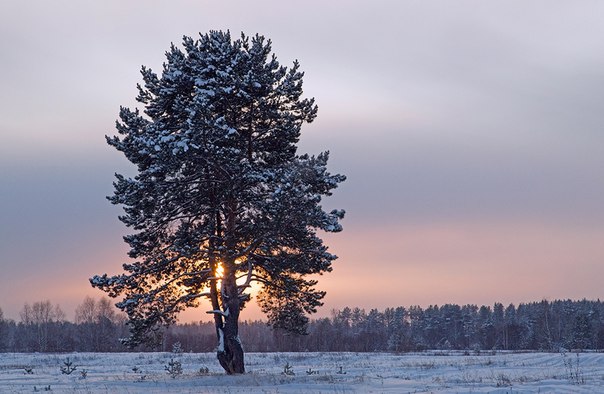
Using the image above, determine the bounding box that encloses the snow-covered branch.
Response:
[206,308,230,317]
[237,260,254,295]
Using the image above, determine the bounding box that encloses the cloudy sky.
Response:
[1,1,604,322]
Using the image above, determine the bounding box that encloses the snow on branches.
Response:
[91,31,345,373]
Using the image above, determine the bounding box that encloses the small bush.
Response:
[306,367,319,375]
[165,358,183,379]
[282,362,294,376]
[172,342,183,354]
[198,366,210,375]
[60,358,77,375]
[561,351,585,385]
[495,373,512,387]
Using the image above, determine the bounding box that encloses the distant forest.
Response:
[1,298,603,353]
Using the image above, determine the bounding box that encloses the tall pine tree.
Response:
[91,31,345,374]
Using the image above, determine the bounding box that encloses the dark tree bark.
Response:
[216,273,244,374]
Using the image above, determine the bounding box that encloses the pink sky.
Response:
[2,1,604,323]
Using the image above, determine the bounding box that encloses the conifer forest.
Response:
[1,298,603,353]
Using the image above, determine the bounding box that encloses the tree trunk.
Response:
[216,271,245,374]
[215,197,245,374]
[216,318,245,374]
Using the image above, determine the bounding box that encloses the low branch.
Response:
[237,260,254,294]
[232,240,262,261]
[206,309,230,317]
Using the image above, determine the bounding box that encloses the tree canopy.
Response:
[91,31,345,373]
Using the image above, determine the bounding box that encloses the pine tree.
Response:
[0,307,7,352]
[386,306,406,352]
[572,312,593,350]
[90,31,345,374]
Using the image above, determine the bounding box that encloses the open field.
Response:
[1,351,603,393]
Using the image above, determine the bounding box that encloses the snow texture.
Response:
[217,328,225,353]
[0,351,603,393]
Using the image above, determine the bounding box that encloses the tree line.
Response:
[1,298,603,353]
[0,298,129,353]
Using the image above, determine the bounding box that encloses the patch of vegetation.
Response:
[562,351,585,385]
[306,367,319,375]
[281,362,295,376]
[60,357,77,375]
[164,358,183,379]
[495,373,512,387]
[198,366,210,375]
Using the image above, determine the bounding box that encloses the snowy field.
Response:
[1,351,603,393]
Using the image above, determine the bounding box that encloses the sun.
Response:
[215,261,224,279]
[179,258,262,299]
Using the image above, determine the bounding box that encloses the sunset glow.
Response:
[214,262,224,280]
[2,2,604,324]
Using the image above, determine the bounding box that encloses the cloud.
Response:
[2,1,604,321]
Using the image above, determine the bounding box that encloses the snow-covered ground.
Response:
[0,351,602,393]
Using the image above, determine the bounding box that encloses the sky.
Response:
[1,1,604,323]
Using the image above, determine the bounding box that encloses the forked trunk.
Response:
[216,319,245,374]
[215,272,245,374]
